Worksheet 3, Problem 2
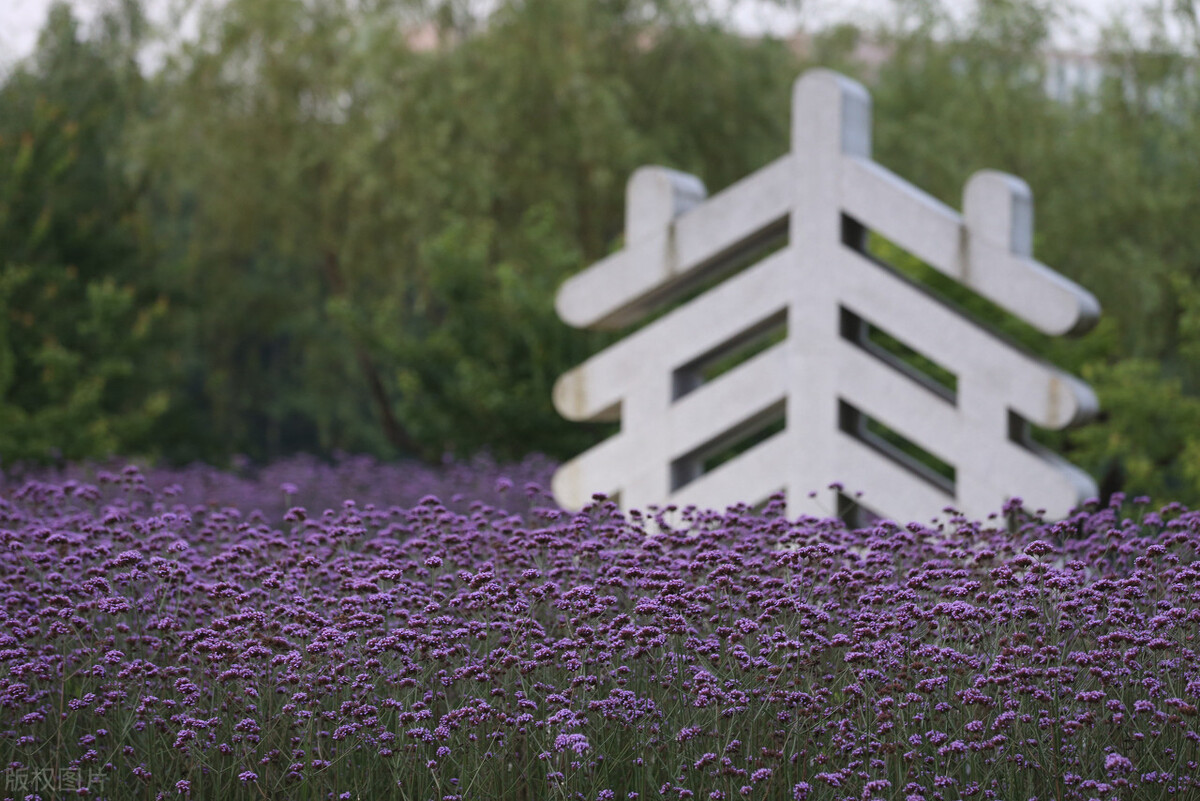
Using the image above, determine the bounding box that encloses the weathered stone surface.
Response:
[553,68,1100,522]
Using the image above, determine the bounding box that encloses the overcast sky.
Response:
[0,0,1159,71]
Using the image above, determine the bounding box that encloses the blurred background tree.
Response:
[0,0,171,466]
[5,0,1200,506]
[127,0,796,463]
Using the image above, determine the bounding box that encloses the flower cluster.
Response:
[0,452,556,521]
[0,464,1197,801]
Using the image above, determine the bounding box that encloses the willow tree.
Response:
[135,0,798,461]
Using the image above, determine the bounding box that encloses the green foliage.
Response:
[0,2,170,467]
[131,0,796,462]
[7,0,1200,507]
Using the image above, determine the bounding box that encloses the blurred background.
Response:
[1,0,1199,505]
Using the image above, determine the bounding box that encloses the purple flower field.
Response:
[0,459,1198,801]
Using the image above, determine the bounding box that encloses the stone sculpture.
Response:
[552,68,1100,523]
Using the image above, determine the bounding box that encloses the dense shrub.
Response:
[0,461,1198,800]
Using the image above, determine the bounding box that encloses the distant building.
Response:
[788,28,1111,102]
[1043,47,1106,100]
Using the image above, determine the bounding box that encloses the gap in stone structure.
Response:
[673,309,788,400]
[1008,409,1062,454]
[838,306,957,403]
[702,415,787,476]
[670,399,787,492]
[836,491,883,530]
[837,399,956,495]
[840,213,1053,358]
[640,218,789,328]
[579,418,622,447]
